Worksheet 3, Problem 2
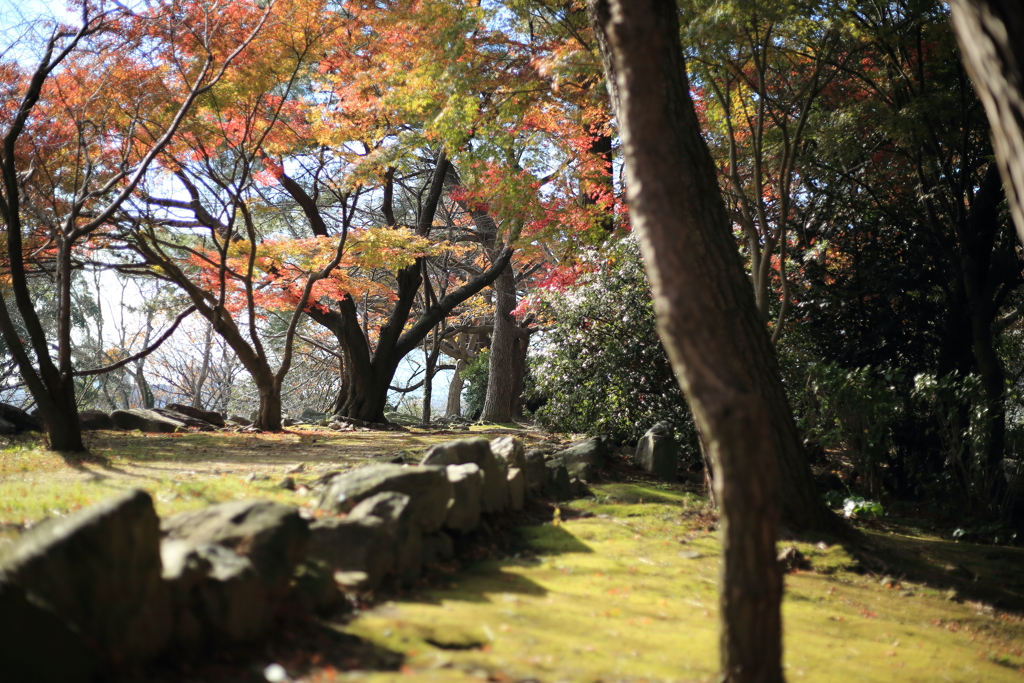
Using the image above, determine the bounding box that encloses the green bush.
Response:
[528,236,700,465]
[462,349,489,421]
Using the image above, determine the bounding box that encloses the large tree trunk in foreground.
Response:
[950,0,1024,242]
[587,1,843,539]
[589,1,809,680]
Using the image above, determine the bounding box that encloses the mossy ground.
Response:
[327,484,1024,683]
[2,431,1023,682]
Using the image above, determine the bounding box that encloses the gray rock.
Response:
[227,414,252,426]
[160,500,310,599]
[423,438,508,513]
[545,460,573,501]
[636,422,678,481]
[0,578,99,683]
[161,540,270,645]
[307,516,397,590]
[507,467,525,511]
[0,403,43,432]
[301,408,327,422]
[110,408,185,433]
[316,464,452,533]
[552,436,610,469]
[0,489,171,665]
[152,407,217,431]
[349,492,422,582]
[491,436,526,469]
[291,559,340,615]
[523,449,549,492]
[282,417,298,427]
[164,403,226,427]
[78,410,115,431]
[0,416,17,435]
[566,460,595,483]
[422,531,455,565]
[445,463,482,532]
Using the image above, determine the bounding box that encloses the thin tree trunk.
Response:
[588,2,796,680]
[421,331,440,426]
[192,322,215,409]
[446,359,466,417]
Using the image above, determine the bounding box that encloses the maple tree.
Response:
[0,0,273,451]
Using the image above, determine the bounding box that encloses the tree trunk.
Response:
[446,359,466,417]
[192,322,215,409]
[422,332,442,426]
[588,0,844,537]
[957,163,1011,508]
[36,378,85,452]
[587,2,808,680]
[950,0,1024,241]
[510,327,529,420]
[480,264,517,423]
[256,378,283,432]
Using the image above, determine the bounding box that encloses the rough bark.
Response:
[588,1,805,679]
[192,322,215,409]
[950,0,1024,241]
[446,359,467,417]
[956,163,1012,504]
[587,0,844,538]
[480,264,517,423]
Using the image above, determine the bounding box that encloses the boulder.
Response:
[307,516,397,591]
[523,449,549,493]
[348,492,422,581]
[0,403,43,432]
[423,438,509,513]
[0,489,171,665]
[164,403,225,427]
[161,540,270,645]
[552,436,610,470]
[227,414,252,426]
[0,416,17,435]
[291,559,340,615]
[545,460,573,501]
[152,407,217,431]
[160,500,310,598]
[636,422,678,481]
[491,436,526,469]
[316,464,452,533]
[78,410,115,431]
[301,408,327,422]
[0,578,99,683]
[444,463,483,533]
[422,531,455,565]
[566,461,595,483]
[110,408,185,433]
[507,467,526,511]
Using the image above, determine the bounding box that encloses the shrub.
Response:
[528,236,700,465]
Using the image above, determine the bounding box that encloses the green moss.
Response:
[336,494,1024,683]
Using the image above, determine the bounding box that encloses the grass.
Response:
[2,430,1023,682]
